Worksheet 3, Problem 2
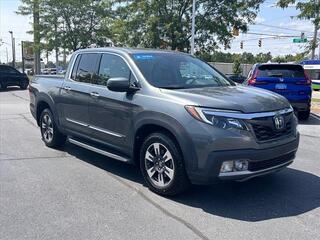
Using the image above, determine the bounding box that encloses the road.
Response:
[1,88,320,240]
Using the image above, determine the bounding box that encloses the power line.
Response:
[255,23,314,34]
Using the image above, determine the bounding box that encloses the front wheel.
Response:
[40,108,66,147]
[140,132,190,196]
[20,80,29,90]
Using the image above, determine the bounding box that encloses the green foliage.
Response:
[17,0,112,53]
[108,0,264,51]
[232,57,243,75]
[196,51,307,64]
[277,0,320,55]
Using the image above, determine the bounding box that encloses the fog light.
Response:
[220,161,234,173]
[234,160,249,171]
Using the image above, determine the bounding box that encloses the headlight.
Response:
[185,106,248,131]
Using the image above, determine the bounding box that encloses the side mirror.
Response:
[107,77,131,92]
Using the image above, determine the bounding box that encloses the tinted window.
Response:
[75,53,98,83]
[132,53,232,89]
[95,54,130,86]
[257,65,305,78]
[0,65,19,74]
[71,55,81,80]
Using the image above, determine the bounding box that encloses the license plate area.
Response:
[275,83,287,90]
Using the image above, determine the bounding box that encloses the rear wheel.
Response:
[40,108,66,147]
[140,132,190,196]
[298,109,310,121]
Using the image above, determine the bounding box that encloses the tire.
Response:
[0,82,7,90]
[40,108,66,148]
[298,109,310,121]
[20,80,29,90]
[140,132,190,196]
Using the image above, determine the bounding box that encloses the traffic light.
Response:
[232,27,239,36]
[240,41,243,49]
[258,39,262,47]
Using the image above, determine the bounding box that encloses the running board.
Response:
[68,137,130,163]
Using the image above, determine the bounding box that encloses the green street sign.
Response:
[293,38,308,43]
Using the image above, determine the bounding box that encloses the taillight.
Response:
[248,69,259,85]
[248,77,256,85]
[296,70,311,85]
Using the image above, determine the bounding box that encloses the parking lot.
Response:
[1,88,320,240]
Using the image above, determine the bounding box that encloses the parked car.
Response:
[42,68,49,74]
[0,65,29,90]
[49,68,57,74]
[29,48,299,195]
[225,74,246,84]
[245,63,312,120]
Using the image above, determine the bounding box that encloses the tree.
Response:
[17,0,43,74]
[277,0,320,59]
[232,57,243,75]
[108,0,264,51]
[17,0,112,69]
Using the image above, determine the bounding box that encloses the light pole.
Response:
[191,0,196,55]
[9,31,15,68]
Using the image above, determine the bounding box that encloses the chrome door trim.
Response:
[68,137,129,162]
[89,125,125,138]
[66,118,89,127]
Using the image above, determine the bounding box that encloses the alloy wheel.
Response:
[41,114,54,143]
[144,142,175,188]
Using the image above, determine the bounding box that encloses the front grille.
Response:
[248,152,295,171]
[248,112,294,142]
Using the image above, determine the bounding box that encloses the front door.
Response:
[88,53,136,154]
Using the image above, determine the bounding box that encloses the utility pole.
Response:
[311,0,319,59]
[21,41,25,73]
[9,31,15,68]
[6,47,8,64]
[33,0,41,74]
[191,0,196,55]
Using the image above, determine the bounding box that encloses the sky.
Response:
[0,0,317,63]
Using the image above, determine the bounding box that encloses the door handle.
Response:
[64,86,71,91]
[90,92,100,98]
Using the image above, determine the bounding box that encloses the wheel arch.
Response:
[132,115,195,171]
[35,94,58,126]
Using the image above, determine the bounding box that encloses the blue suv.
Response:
[245,63,312,120]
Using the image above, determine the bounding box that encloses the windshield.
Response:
[257,65,305,78]
[131,52,233,89]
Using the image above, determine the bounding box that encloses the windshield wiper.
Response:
[160,86,186,89]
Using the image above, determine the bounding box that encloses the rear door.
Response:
[255,64,308,100]
[59,53,99,138]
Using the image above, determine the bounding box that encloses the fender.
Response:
[35,92,61,128]
[132,111,198,171]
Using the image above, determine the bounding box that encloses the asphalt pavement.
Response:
[1,88,320,240]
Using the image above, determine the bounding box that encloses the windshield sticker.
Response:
[133,54,154,60]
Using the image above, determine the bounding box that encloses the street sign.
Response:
[293,38,308,43]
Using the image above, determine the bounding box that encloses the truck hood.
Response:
[160,86,290,113]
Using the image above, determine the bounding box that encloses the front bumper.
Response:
[187,133,299,185]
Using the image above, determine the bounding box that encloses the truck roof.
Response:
[74,47,190,56]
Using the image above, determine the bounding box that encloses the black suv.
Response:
[0,65,29,90]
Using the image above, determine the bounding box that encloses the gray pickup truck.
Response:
[29,48,300,195]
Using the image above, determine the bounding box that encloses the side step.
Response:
[68,137,130,163]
